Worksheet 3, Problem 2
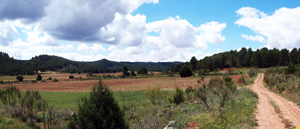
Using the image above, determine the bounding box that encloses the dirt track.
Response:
[251,73,300,128]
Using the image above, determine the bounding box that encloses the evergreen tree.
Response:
[280,49,289,66]
[244,48,253,67]
[77,80,128,129]
[137,67,148,75]
[271,48,280,66]
[179,64,193,77]
[122,66,129,77]
[190,56,197,71]
[36,74,42,81]
[289,48,298,64]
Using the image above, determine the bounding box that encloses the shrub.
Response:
[145,88,166,105]
[286,63,296,74]
[87,72,93,78]
[137,67,148,75]
[16,75,24,82]
[195,85,209,108]
[69,75,75,79]
[76,79,128,129]
[47,77,52,80]
[208,77,231,108]
[185,86,195,101]
[0,86,21,106]
[53,78,58,82]
[179,64,193,77]
[171,87,185,105]
[0,80,3,83]
[238,76,246,84]
[36,74,42,81]
[130,70,136,76]
[248,69,257,78]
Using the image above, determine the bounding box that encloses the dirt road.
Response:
[251,73,300,128]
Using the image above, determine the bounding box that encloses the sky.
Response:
[1,0,300,62]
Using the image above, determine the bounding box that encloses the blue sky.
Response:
[0,0,300,62]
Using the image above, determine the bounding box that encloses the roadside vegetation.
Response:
[264,66,300,106]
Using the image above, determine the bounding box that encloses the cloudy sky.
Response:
[1,0,300,62]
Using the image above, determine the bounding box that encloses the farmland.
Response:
[0,72,247,92]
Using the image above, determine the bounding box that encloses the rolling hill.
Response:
[0,52,181,75]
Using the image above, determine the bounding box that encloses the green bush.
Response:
[137,67,148,75]
[195,85,209,108]
[76,79,128,129]
[69,75,75,79]
[185,86,195,100]
[179,64,193,77]
[171,87,185,105]
[47,77,52,80]
[16,75,24,82]
[145,88,166,105]
[238,76,246,84]
[36,74,42,81]
[286,63,296,74]
[0,86,21,106]
[248,69,258,78]
[208,77,232,108]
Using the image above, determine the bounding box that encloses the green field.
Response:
[38,90,148,110]
[36,88,257,128]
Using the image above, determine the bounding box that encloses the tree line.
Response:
[172,47,300,73]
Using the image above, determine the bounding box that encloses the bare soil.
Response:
[0,75,246,92]
[250,74,300,128]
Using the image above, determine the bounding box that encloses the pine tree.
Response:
[77,80,128,129]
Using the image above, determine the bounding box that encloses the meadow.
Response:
[0,69,258,128]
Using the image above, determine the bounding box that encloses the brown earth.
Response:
[0,75,247,92]
[250,73,300,128]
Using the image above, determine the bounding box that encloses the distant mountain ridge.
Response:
[0,52,181,75]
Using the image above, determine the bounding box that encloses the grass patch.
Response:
[0,112,31,128]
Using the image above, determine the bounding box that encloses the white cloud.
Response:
[0,21,18,46]
[241,34,265,42]
[147,18,226,49]
[236,7,300,49]
[77,44,105,52]
[0,0,227,62]
[100,13,147,46]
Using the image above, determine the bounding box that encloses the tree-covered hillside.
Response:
[0,52,181,75]
[172,47,300,73]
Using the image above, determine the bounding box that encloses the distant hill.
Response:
[0,52,181,75]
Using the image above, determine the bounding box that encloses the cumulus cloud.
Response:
[0,21,18,46]
[0,0,50,22]
[40,0,158,42]
[235,7,300,49]
[99,13,147,46]
[147,17,226,49]
[0,0,227,62]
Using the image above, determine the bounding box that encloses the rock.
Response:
[163,121,176,129]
